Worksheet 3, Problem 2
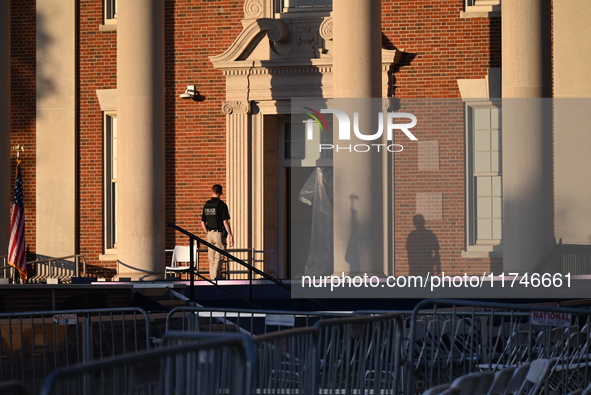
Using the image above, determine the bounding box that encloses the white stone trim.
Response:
[461,0,501,18]
[96,89,118,111]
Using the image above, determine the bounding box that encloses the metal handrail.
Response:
[166,222,322,307]
[0,256,11,277]
[26,254,87,278]
[212,248,256,279]
[165,248,255,280]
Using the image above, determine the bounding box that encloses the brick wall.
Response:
[381,0,502,275]
[77,1,118,277]
[10,0,37,256]
[163,1,244,274]
[12,0,502,278]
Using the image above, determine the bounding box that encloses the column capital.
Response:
[319,17,333,41]
[222,100,251,115]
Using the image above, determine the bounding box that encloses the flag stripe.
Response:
[8,163,27,281]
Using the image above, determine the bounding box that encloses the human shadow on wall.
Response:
[345,195,361,274]
[406,214,441,276]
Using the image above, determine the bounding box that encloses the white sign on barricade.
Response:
[531,311,571,327]
[265,314,295,327]
[53,314,77,325]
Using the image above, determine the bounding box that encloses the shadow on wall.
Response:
[406,214,441,276]
[344,195,360,274]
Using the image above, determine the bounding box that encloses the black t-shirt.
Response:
[201,197,230,231]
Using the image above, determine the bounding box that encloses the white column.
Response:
[223,101,251,256]
[117,0,165,280]
[332,0,383,275]
[502,0,553,271]
[36,0,77,259]
[554,1,591,244]
[0,0,9,255]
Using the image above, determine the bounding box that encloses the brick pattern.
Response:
[10,0,502,278]
[77,0,118,277]
[416,192,443,222]
[382,0,501,275]
[163,1,244,274]
[10,0,37,256]
[418,140,440,171]
[78,1,244,276]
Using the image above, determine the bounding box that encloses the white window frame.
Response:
[461,0,501,18]
[279,118,332,168]
[463,101,503,258]
[104,0,117,23]
[104,113,118,254]
[99,0,117,32]
[276,0,332,13]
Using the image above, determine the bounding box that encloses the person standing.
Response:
[200,184,234,280]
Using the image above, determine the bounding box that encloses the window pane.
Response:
[285,123,306,159]
[474,129,490,151]
[491,129,499,151]
[474,152,491,173]
[474,108,491,129]
[491,108,500,129]
[477,197,492,217]
[476,176,492,197]
[283,0,332,9]
[105,0,117,20]
[492,196,502,217]
[477,219,492,240]
[491,154,500,173]
[492,176,502,195]
[492,219,502,240]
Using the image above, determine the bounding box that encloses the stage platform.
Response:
[1,276,591,313]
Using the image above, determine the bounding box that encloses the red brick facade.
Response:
[382,1,502,275]
[10,0,36,258]
[9,0,502,278]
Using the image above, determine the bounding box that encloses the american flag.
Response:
[8,161,27,281]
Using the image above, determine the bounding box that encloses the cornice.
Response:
[210,18,289,65]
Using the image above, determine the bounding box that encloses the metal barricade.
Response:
[407,299,591,394]
[0,255,13,281]
[315,313,404,394]
[0,307,151,395]
[160,328,319,394]
[254,327,319,394]
[0,380,30,395]
[25,254,87,284]
[40,334,254,395]
[165,305,354,336]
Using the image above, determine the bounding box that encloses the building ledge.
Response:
[462,245,503,258]
[461,5,501,18]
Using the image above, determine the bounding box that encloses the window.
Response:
[279,0,332,12]
[466,103,502,253]
[104,0,117,22]
[281,120,332,167]
[461,0,500,18]
[105,114,118,251]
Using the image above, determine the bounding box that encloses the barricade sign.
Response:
[531,311,571,327]
[265,314,295,327]
[53,314,77,325]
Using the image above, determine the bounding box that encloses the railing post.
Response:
[189,238,195,302]
[83,314,92,363]
[250,249,255,302]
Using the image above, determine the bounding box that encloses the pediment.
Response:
[210,11,402,101]
[211,15,400,70]
[210,18,289,65]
